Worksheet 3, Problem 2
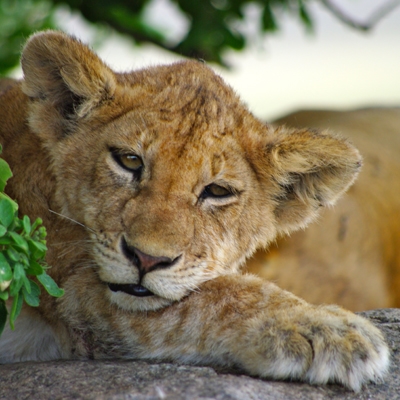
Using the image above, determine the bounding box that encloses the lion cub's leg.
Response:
[0,307,69,363]
[131,274,389,392]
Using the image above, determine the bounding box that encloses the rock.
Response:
[0,309,399,400]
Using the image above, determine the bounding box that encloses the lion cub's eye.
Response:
[118,154,143,171]
[201,184,234,199]
[111,150,143,173]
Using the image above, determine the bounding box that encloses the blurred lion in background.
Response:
[247,108,400,311]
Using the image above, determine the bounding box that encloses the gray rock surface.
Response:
[0,309,399,400]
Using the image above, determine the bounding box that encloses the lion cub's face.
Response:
[21,32,361,312]
[46,66,276,312]
[92,117,262,311]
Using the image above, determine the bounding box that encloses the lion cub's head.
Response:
[21,31,361,312]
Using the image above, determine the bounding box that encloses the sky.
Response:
[35,0,400,120]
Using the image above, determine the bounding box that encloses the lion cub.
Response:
[0,31,389,391]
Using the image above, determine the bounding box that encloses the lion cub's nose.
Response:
[122,238,178,274]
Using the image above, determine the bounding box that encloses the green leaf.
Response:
[299,2,313,31]
[31,217,43,233]
[13,262,25,281]
[0,290,8,301]
[0,237,12,245]
[28,239,47,260]
[18,252,30,267]
[22,215,31,236]
[0,198,15,228]
[37,226,47,240]
[0,193,17,212]
[0,158,12,192]
[9,276,23,297]
[6,246,19,262]
[0,252,12,282]
[262,3,279,32]
[22,280,40,307]
[37,272,64,297]
[0,300,7,336]
[9,232,29,254]
[26,260,44,276]
[22,274,31,294]
[0,225,7,237]
[13,262,31,294]
[9,292,23,330]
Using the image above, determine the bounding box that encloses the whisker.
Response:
[76,263,98,271]
[187,285,201,294]
[132,116,146,135]
[48,239,95,259]
[51,242,96,254]
[51,239,97,246]
[197,259,233,273]
[139,114,149,132]
[70,259,99,271]
[58,246,89,259]
[49,209,97,234]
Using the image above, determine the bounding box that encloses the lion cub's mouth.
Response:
[108,283,154,297]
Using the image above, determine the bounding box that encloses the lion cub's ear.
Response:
[263,127,362,235]
[21,30,116,135]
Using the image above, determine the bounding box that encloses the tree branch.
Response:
[320,0,400,31]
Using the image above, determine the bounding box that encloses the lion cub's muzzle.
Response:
[108,237,182,297]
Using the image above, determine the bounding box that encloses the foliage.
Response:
[0,147,64,336]
[0,0,315,74]
[0,0,55,75]
[51,0,315,65]
[1,0,398,74]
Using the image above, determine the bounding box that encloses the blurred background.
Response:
[1,0,399,120]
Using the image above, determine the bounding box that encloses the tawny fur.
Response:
[247,108,400,311]
[0,31,389,391]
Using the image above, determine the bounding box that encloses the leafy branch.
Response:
[1,0,400,75]
[0,146,64,336]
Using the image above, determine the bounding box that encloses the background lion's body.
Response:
[247,108,400,311]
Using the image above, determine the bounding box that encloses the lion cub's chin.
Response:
[107,289,175,312]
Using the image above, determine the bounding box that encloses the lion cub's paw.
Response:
[303,306,389,391]
[244,305,389,391]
